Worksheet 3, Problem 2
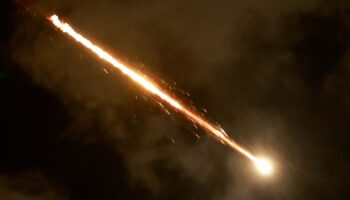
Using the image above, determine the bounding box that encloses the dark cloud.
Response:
[1,0,350,199]
[0,171,67,200]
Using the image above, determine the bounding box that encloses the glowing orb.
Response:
[255,158,273,175]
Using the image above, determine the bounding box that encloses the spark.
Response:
[48,14,273,174]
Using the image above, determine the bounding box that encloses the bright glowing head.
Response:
[255,158,273,175]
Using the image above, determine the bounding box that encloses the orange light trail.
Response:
[48,14,262,165]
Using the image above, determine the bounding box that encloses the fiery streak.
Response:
[48,15,260,164]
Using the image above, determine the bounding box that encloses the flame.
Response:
[48,14,266,167]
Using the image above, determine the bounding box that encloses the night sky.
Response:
[1,0,349,199]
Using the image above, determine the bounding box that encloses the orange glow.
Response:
[48,14,263,166]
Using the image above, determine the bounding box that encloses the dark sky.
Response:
[1,0,350,199]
